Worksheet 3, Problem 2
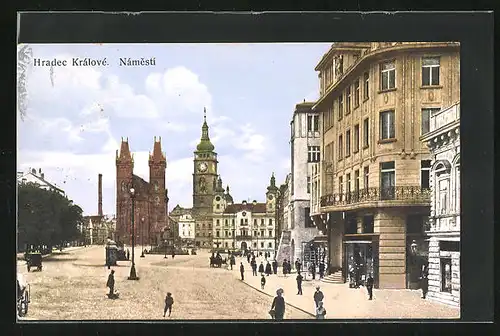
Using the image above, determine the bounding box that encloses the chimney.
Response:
[98,174,103,216]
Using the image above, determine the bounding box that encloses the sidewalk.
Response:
[233,256,460,319]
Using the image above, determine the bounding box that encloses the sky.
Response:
[17,43,331,216]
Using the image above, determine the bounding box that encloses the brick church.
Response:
[115,137,169,246]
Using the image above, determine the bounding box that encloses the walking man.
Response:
[106,270,115,297]
[126,249,130,260]
[272,259,278,274]
[295,258,302,274]
[420,269,429,299]
[252,260,258,276]
[319,262,325,279]
[296,273,303,295]
[258,261,265,274]
[163,292,174,317]
[313,286,324,307]
[310,262,317,280]
[282,259,288,277]
[261,274,266,290]
[265,261,272,276]
[240,262,245,281]
[366,273,374,300]
[230,255,235,270]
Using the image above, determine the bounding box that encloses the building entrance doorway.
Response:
[240,242,248,251]
[344,241,378,288]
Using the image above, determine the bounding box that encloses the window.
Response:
[346,86,351,114]
[422,57,440,86]
[338,176,343,194]
[268,230,273,237]
[225,219,228,226]
[308,146,320,162]
[440,258,452,293]
[421,160,431,189]
[261,242,264,248]
[353,124,360,153]
[225,231,228,237]
[261,219,265,226]
[254,219,257,226]
[421,107,441,135]
[290,120,294,139]
[363,118,369,148]
[313,115,319,132]
[345,129,351,157]
[363,215,374,233]
[338,95,343,120]
[225,242,228,248]
[307,115,313,132]
[380,110,395,140]
[260,230,264,236]
[268,242,273,248]
[354,170,360,192]
[253,242,257,248]
[338,135,343,161]
[363,72,369,99]
[304,207,315,227]
[438,178,449,215]
[269,219,273,226]
[232,219,235,225]
[354,80,360,107]
[240,219,243,225]
[216,219,220,226]
[346,173,351,195]
[253,231,257,237]
[307,176,311,193]
[380,60,396,90]
[216,204,220,210]
[216,231,220,238]
[380,161,395,200]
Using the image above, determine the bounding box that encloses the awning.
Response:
[311,235,328,243]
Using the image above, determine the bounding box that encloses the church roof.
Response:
[224,202,267,214]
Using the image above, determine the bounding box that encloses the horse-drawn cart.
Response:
[17,273,30,317]
[26,252,42,272]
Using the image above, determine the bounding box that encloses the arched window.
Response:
[434,162,450,216]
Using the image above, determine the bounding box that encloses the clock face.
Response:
[268,194,274,200]
[198,162,208,172]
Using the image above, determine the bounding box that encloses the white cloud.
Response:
[18,48,277,216]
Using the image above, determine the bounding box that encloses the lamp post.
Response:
[140,217,145,258]
[164,239,168,259]
[128,187,139,280]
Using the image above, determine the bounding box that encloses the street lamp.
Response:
[140,217,145,258]
[128,187,139,280]
[164,239,168,259]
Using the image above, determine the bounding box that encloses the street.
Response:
[17,246,311,320]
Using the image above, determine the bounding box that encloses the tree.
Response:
[17,182,84,252]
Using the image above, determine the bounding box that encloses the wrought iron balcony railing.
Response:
[320,186,431,207]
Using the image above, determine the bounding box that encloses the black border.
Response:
[7,10,495,335]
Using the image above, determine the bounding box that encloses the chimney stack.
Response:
[98,174,103,216]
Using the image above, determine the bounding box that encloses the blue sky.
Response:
[17,43,330,216]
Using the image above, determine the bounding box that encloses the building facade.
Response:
[212,174,278,258]
[177,213,196,243]
[115,137,169,246]
[312,42,460,289]
[420,102,460,306]
[17,168,65,196]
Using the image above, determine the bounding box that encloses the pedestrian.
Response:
[252,260,258,276]
[319,262,325,279]
[282,259,288,277]
[240,262,245,281]
[366,273,374,300]
[247,253,251,263]
[310,262,316,280]
[313,286,324,307]
[106,270,115,297]
[315,301,327,319]
[163,292,174,317]
[296,273,303,295]
[261,274,266,289]
[270,288,285,320]
[265,261,272,276]
[258,262,265,274]
[295,258,302,274]
[286,260,292,276]
[420,269,429,299]
[126,249,130,260]
[230,255,235,270]
[172,251,175,259]
[272,259,278,274]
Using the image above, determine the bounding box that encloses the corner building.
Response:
[312,42,460,289]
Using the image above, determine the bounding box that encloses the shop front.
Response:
[301,236,329,273]
[343,234,380,288]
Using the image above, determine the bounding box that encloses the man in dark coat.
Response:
[295,258,302,274]
[282,259,288,276]
[258,262,265,274]
[272,260,278,274]
[310,262,317,280]
[313,286,324,307]
[106,270,115,296]
[163,292,174,317]
[296,273,303,295]
[251,260,258,276]
[420,269,429,299]
[286,260,292,276]
[366,273,374,300]
[240,262,245,281]
[247,253,251,263]
[230,255,235,270]
[265,261,272,276]
[319,262,325,279]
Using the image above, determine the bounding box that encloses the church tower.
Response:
[149,136,167,244]
[116,138,134,242]
[266,172,279,214]
[192,108,218,247]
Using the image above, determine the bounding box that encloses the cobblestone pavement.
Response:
[16,247,311,320]
[232,256,460,319]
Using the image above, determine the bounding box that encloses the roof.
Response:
[224,202,267,214]
[17,172,65,194]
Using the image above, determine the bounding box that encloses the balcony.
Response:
[320,186,431,212]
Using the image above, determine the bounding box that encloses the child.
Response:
[163,292,174,317]
[315,301,327,319]
[261,274,266,289]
